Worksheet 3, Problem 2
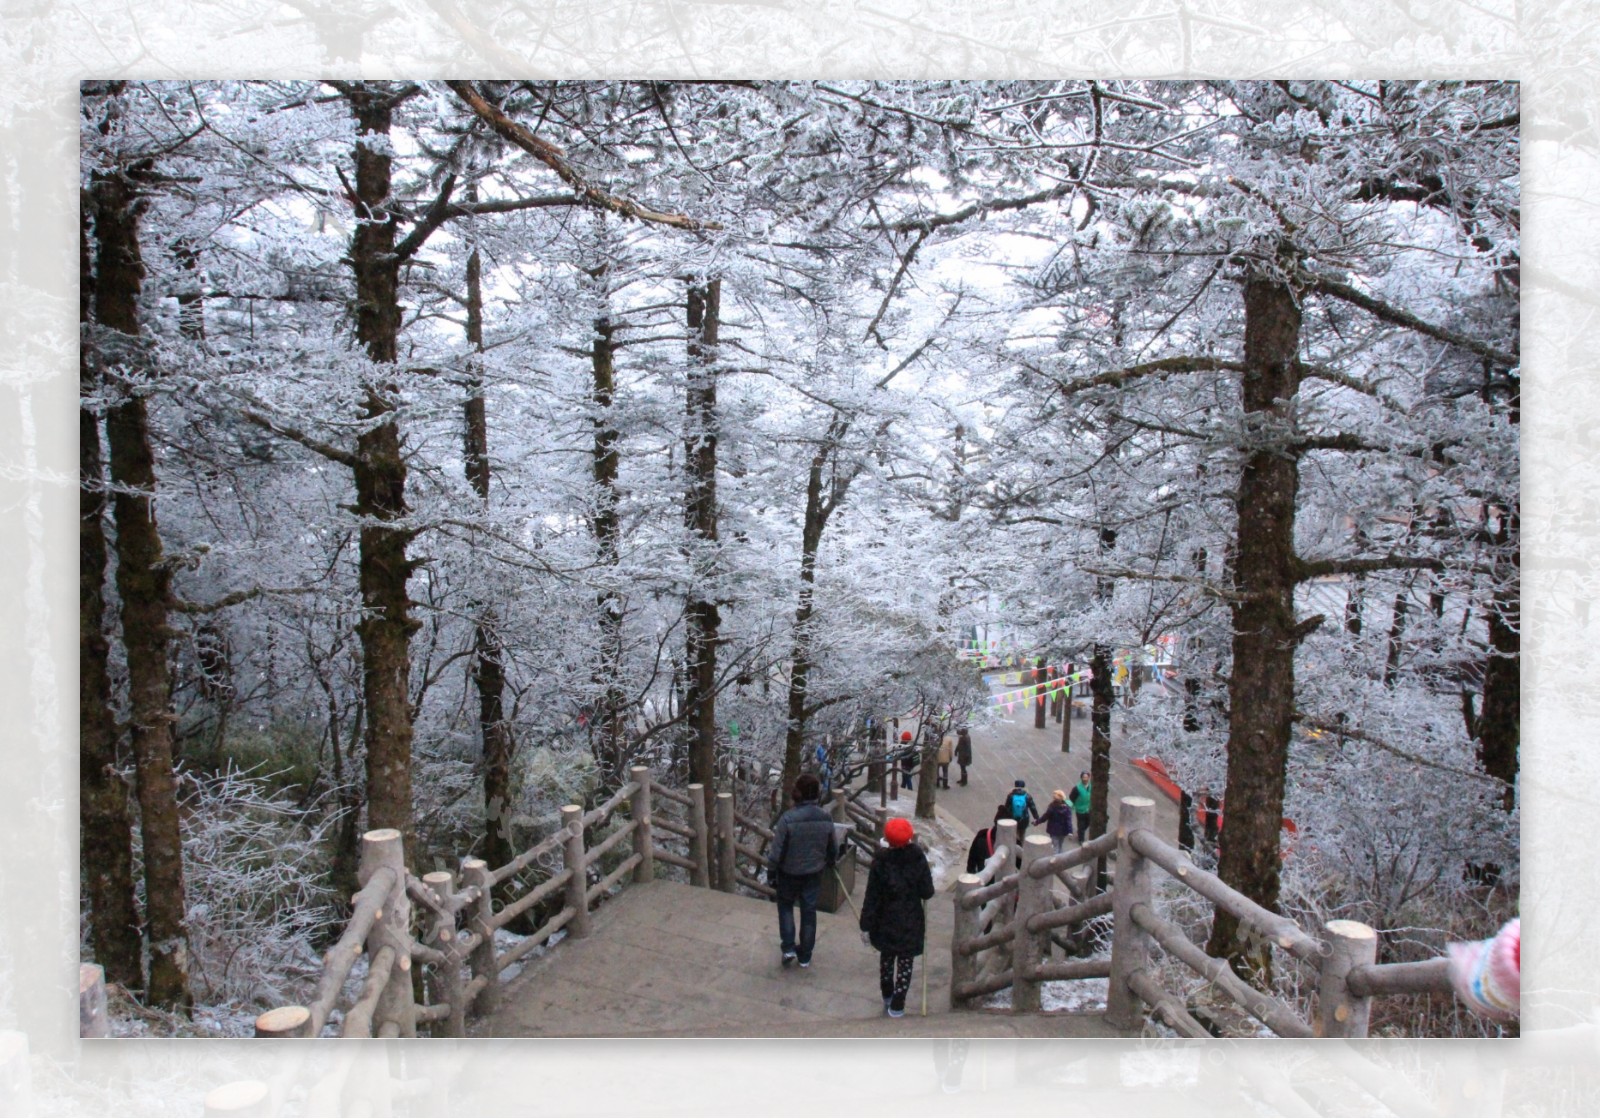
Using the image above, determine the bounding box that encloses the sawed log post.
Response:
[630,766,655,884]
[422,869,466,1038]
[359,828,416,1037]
[715,791,737,894]
[688,782,711,888]
[561,804,592,939]
[1105,797,1156,1031]
[1319,919,1378,1038]
[1012,835,1052,1012]
[460,857,499,1015]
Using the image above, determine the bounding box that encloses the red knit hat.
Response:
[900,730,913,743]
[884,817,914,848]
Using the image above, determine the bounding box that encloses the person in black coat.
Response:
[860,816,935,1017]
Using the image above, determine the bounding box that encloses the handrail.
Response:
[1347,957,1451,998]
[1130,901,1313,1038]
[1026,831,1116,878]
[488,826,573,888]
[1128,827,1328,965]
[581,779,641,829]
[304,864,399,1037]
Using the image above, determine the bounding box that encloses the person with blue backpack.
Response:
[1005,779,1040,841]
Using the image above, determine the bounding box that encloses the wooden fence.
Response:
[252,765,808,1039]
[950,795,1454,1037]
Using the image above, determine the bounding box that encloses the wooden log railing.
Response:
[1106,796,1454,1038]
[255,764,800,1042]
[948,796,1454,1036]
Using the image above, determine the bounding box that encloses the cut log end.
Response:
[202,1079,269,1117]
[254,1005,311,1038]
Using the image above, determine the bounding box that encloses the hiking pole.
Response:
[831,865,860,921]
[921,898,929,1016]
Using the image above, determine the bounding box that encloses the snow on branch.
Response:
[445,81,720,231]
[1305,273,1518,368]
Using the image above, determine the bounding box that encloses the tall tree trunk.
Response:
[79,188,143,993]
[1089,643,1114,893]
[683,278,721,824]
[590,308,628,789]
[1205,274,1304,974]
[462,240,516,876]
[92,169,192,1012]
[1477,505,1519,810]
[1032,657,1048,729]
[347,86,418,854]
[1383,589,1409,689]
[781,451,827,808]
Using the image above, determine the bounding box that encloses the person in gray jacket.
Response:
[768,773,840,968]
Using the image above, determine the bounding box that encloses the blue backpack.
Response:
[1009,790,1028,820]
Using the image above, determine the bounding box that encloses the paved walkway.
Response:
[475,690,1176,1039]
[888,699,1183,851]
[478,879,1127,1038]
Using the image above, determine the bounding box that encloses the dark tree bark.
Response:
[1477,505,1519,810]
[781,443,829,808]
[1205,274,1304,974]
[346,85,420,855]
[92,168,193,1012]
[1383,589,1410,689]
[462,240,516,876]
[589,304,629,788]
[1089,643,1115,893]
[1033,657,1048,729]
[1060,661,1074,753]
[682,278,722,827]
[79,187,144,994]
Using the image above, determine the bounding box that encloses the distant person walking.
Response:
[1039,789,1075,853]
[1005,779,1041,841]
[1069,771,1092,840]
[964,806,1007,875]
[859,817,935,1018]
[767,774,840,969]
[936,731,954,789]
[955,726,972,785]
[899,731,916,791]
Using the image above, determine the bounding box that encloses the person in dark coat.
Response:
[860,816,935,1017]
[898,731,916,790]
[964,809,1006,875]
[955,727,973,785]
[1038,789,1075,853]
[767,773,840,968]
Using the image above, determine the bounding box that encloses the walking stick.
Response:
[921,898,929,1016]
[831,865,861,921]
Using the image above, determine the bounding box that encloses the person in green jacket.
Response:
[1068,771,1092,840]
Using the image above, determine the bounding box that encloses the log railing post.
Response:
[459,857,498,1015]
[1105,796,1156,1031]
[1013,835,1052,1012]
[629,766,655,885]
[951,873,982,1006]
[422,869,466,1038]
[715,791,737,894]
[78,963,108,1039]
[687,783,711,888]
[991,819,1018,973]
[359,828,416,1037]
[1319,919,1378,1038]
[561,805,592,939]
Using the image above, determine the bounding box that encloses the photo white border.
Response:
[3,1,1583,1113]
